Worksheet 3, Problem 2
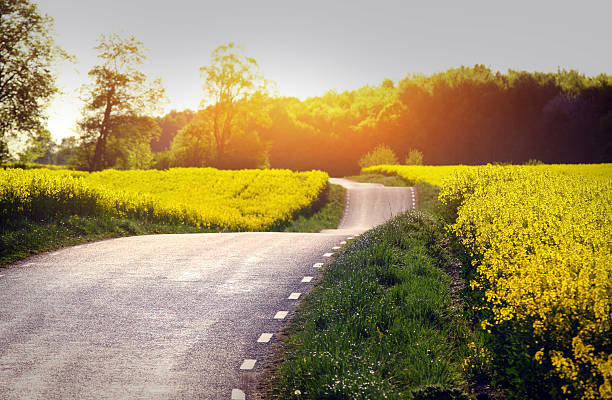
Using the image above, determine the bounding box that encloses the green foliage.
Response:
[411,385,470,400]
[1,162,68,170]
[405,149,424,165]
[358,144,399,169]
[170,99,271,169]
[53,136,81,167]
[0,0,69,162]
[115,141,154,170]
[169,113,216,167]
[150,151,172,170]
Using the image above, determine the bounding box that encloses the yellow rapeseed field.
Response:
[362,164,477,187]
[367,163,612,399]
[0,167,329,231]
[364,163,612,187]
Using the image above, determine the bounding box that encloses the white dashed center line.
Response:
[257,333,273,343]
[332,246,341,250]
[301,276,313,283]
[288,292,301,300]
[240,359,256,370]
[231,389,246,400]
[313,262,324,268]
[323,253,333,257]
[274,311,288,319]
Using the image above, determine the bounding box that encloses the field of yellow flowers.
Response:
[0,168,329,231]
[364,163,611,187]
[368,163,611,399]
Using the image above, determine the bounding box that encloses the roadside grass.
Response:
[265,183,471,399]
[1,162,69,170]
[345,172,410,187]
[0,183,346,267]
[283,184,345,233]
[0,216,208,266]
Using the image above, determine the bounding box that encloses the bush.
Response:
[523,158,544,165]
[405,148,424,165]
[358,144,398,168]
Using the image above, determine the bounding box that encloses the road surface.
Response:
[0,178,415,399]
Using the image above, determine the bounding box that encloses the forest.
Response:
[78,66,612,176]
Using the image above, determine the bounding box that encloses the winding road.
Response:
[0,178,415,399]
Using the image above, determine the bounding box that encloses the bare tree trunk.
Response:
[90,132,107,171]
[90,88,114,171]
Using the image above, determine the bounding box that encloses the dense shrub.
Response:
[358,144,399,168]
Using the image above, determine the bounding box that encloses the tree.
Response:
[0,0,68,163]
[405,148,424,165]
[200,43,266,165]
[170,104,269,169]
[105,115,159,169]
[169,111,216,167]
[358,144,399,169]
[78,33,164,171]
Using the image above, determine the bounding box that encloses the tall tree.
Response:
[200,42,266,165]
[0,0,68,162]
[78,34,164,171]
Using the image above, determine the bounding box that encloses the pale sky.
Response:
[36,0,612,140]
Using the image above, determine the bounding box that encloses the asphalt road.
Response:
[0,179,414,399]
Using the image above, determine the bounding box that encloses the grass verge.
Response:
[1,183,346,267]
[262,183,471,399]
[283,184,345,233]
[0,216,208,267]
[345,172,410,187]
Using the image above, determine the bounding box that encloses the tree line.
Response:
[148,67,611,175]
[3,1,611,174]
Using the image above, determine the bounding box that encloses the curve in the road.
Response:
[0,179,414,399]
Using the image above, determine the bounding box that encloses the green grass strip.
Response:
[0,215,209,266]
[268,184,470,399]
